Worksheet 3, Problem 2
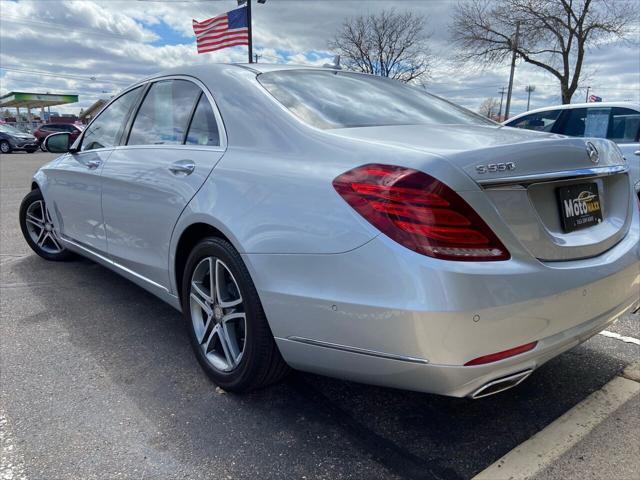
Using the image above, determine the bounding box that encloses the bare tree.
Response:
[478,97,500,118]
[451,0,637,103]
[329,9,432,83]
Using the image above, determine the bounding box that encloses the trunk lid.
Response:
[329,124,632,261]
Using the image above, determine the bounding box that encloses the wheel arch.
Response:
[172,222,236,303]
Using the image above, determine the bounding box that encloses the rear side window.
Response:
[128,80,201,145]
[185,93,220,146]
[81,86,143,151]
[608,107,640,143]
[508,110,561,132]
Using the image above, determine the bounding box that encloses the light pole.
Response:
[525,85,535,111]
[498,86,506,120]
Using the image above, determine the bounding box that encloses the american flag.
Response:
[193,7,249,54]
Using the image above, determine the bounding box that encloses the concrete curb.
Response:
[473,362,640,480]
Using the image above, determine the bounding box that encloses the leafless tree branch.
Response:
[450,0,637,103]
[329,9,432,83]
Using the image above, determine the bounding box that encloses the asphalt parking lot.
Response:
[1,151,639,480]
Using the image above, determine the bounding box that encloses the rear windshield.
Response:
[258,69,493,130]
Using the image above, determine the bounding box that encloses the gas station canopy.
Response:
[0,91,78,109]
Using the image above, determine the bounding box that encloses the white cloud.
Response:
[0,0,638,115]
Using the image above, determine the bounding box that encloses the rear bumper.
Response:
[245,212,640,397]
[275,291,638,397]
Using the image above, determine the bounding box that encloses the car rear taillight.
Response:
[333,164,510,261]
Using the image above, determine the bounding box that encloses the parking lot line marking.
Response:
[598,330,640,346]
[472,374,640,480]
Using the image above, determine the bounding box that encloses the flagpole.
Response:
[247,0,253,63]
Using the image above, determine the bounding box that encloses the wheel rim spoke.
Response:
[215,259,243,308]
[26,213,44,227]
[36,229,47,246]
[191,283,213,311]
[48,233,62,251]
[221,313,244,365]
[216,324,236,368]
[201,315,216,348]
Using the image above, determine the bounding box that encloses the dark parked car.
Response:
[34,123,84,151]
[0,124,39,153]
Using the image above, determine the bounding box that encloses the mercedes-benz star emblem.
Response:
[586,141,599,164]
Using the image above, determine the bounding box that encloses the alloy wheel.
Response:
[190,257,247,372]
[24,200,64,254]
[0,141,10,153]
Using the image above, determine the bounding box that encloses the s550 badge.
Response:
[475,162,516,174]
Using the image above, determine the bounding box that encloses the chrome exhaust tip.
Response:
[470,369,533,399]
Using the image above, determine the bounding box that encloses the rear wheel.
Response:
[19,189,73,261]
[0,140,11,154]
[181,237,289,392]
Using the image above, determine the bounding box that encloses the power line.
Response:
[0,66,132,85]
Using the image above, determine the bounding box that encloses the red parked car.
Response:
[33,123,84,151]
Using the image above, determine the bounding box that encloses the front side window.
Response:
[508,110,561,132]
[608,107,640,143]
[128,80,201,145]
[81,86,143,151]
[559,107,616,138]
[185,94,220,146]
[258,70,492,130]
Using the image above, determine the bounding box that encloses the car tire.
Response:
[0,140,11,154]
[19,189,73,261]
[181,237,289,392]
[26,148,37,154]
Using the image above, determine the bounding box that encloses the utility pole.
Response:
[585,86,591,103]
[254,53,261,63]
[525,85,535,111]
[504,22,520,120]
[498,86,506,121]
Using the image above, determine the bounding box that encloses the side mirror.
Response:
[44,132,73,153]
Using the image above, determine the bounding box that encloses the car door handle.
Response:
[168,160,195,176]
[86,159,102,169]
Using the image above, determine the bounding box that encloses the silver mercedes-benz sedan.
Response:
[20,64,639,399]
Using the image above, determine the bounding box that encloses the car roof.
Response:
[507,101,640,123]
[137,63,337,84]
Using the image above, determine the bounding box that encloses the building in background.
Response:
[0,92,79,131]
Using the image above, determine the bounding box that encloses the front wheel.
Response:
[182,237,289,392]
[0,140,11,154]
[19,189,73,261]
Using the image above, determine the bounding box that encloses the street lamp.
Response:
[525,85,536,111]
